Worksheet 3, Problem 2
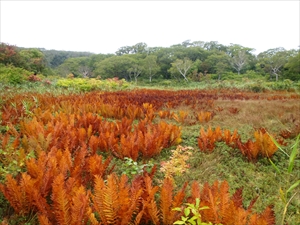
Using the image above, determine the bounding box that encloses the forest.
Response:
[0,41,299,86]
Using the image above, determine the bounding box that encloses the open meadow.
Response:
[0,85,299,225]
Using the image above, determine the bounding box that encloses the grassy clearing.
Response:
[0,83,299,224]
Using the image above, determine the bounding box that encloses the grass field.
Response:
[0,84,299,225]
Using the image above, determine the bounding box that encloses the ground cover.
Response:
[0,87,299,225]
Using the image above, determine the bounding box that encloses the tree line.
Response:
[1,41,299,82]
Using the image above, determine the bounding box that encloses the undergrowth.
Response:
[0,84,299,224]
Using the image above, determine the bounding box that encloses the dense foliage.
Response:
[1,41,299,84]
[0,87,299,224]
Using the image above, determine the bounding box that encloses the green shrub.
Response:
[56,77,131,91]
[221,72,239,81]
[0,64,31,85]
[243,70,265,79]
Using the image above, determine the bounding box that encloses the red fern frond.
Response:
[160,177,174,225]
[38,214,53,225]
[52,173,71,225]
[70,186,91,225]
[248,205,275,225]
[92,174,119,224]
[0,174,29,214]
[141,175,160,225]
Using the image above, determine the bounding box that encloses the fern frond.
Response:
[160,177,174,225]
[92,174,120,224]
[218,181,231,223]
[70,186,90,225]
[231,187,244,208]
[142,175,160,225]
[256,205,275,225]
[0,174,28,214]
[52,173,71,225]
[38,214,53,225]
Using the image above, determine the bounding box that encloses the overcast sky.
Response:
[1,1,299,55]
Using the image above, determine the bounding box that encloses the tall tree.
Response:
[215,62,229,80]
[283,50,300,81]
[169,57,193,81]
[181,40,192,47]
[203,51,230,74]
[115,46,133,56]
[230,50,248,75]
[56,57,92,77]
[19,48,46,73]
[144,55,160,82]
[131,42,148,54]
[0,43,21,66]
[94,55,135,80]
[258,47,291,81]
[128,63,143,83]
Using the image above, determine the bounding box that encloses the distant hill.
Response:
[39,49,95,68]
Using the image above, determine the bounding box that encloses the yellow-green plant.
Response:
[122,157,153,179]
[160,145,193,179]
[173,198,222,225]
[268,133,300,225]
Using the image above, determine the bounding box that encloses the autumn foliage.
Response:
[0,158,275,225]
[198,126,278,162]
[1,89,297,224]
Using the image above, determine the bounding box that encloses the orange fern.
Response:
[51,173,71,225]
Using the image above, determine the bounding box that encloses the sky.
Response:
[1,1,299,55]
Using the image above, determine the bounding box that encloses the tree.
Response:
[215,62,228,80]
[56,57,92,77]
[88,54,113,74]
[230,50,248,75]
[202,51,230,75]
[169,57,193,82]
[156,47,175,79]
[284,50,300,81]
[128,63,143,83]
[258,47,291,81]
[94,55,135,80]
[19,48,46,74]
[0,43,21,66]
[42,49,94,68]
[191,41,205,48]
[115,46,133,56]
[115,42,148,55]
[181,40,192,48]
[131,42,148,54]
[189,59,202,81]
[144,55,160,82]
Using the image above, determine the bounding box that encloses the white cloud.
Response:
[1,1,299,54]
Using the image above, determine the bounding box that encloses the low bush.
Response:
[55,77,131,91]
[0,64,31,85]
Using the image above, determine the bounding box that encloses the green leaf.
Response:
[288,134,299,173]
[172,207,182,212]
[267,132,289,157]
[184,208,190,217]
[199,206,209,211]
[173,221,186,225]
[268,158,281,174]
[188,219,196,225]
[286,180,300,194]
[188,216,198,222]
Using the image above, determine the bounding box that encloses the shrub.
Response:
[0,64,31,85]
[56,77,131,91]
